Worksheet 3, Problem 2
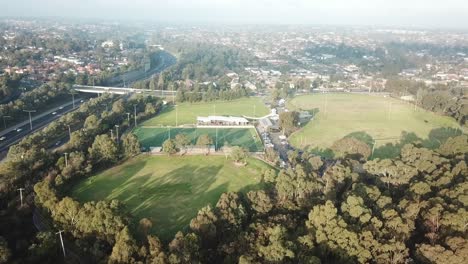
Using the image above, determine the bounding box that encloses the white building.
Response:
[197,116,249,126]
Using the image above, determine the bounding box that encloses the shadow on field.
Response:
[72,158,148,200]
[107,162,261,242]
[302,127,464,160]
[372,127,463,159]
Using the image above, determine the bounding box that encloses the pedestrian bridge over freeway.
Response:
[73,85,177,96]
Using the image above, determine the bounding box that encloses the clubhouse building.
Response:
[197,116,250,126]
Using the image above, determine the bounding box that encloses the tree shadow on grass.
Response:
[71,157,149,201]
[344,131,374,148]
[372,127,464,159]
[114,162,268,242]
[305,146,335,159]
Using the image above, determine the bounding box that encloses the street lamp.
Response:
[17,188,25,207]
[115,125,119,142]
[67,125,72,139]
[64,153,68,167]
[102,104,109,112]
[69,91,78,109]
[2,115,12,129]
[23,110,36,130]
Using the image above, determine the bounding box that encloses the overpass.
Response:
[73,85,177,96]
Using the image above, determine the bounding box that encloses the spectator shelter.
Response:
[197,116,249,126]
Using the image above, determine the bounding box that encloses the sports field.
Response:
[141,97,269,126]
[288,93,462,150]
[71,155,270,240]
[134,127,264,152]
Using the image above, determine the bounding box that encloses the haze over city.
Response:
[0,1,467,263]
[2,0,468,28]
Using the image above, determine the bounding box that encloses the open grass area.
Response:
[141,97,269,126]
[71,155,270,241]
[288,93,463,153]
[134,127,264,152]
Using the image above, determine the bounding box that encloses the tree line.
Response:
[8,132,464,263]
[385,78,467,126]
[0,93,163,263]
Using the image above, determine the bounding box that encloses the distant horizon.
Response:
[2,15,468,33]
[2,0,468,30]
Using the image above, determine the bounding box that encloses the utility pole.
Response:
[64,153,68,167]
[115,125,119,142]
[56,230,66,257]
[2,115,11,129]
[23,110,36,130]
[126,113,130,124]
[133,105,137,127]
[17,188,24,207]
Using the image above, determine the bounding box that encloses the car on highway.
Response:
[0,136,6,141]
[52,112,57,115]
[59,106,64,110]
[16,128,22,132]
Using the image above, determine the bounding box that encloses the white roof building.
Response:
[197,116,249,126]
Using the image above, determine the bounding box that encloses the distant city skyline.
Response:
[2,0,468,29]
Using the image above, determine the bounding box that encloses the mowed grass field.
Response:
[134,127,264,152]
[288,93,462,149]
[141,97,269,126]
[71,155,270,240]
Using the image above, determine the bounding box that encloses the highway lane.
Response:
[0,98,89,153]
[110,51,176,87]
[0,51,177,157]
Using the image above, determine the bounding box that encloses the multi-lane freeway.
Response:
[0,51,177,157]
[0,98,89,153]
[107,51,176,87]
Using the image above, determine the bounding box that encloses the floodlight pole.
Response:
[23,110,36,130]
[56,230,66,257]
[213,104,217,150]
[175,105,178,127]
[17,188,24,207]
[133,105,137,127]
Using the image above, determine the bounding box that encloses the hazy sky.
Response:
[3,0,468,28]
